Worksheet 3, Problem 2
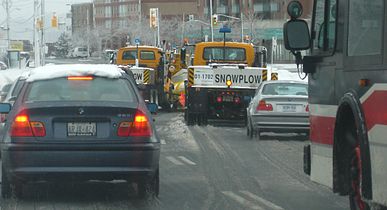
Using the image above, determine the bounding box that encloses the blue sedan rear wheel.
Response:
[1,167,11,198]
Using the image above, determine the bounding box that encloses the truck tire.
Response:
[185,111,194,126]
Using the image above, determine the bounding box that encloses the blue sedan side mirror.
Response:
[0,103,11,113]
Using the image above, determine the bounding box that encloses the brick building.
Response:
[71,3,94,35]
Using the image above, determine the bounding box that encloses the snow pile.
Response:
[27,64,124,82]
[0,68,30,89]
[268,64,308,81]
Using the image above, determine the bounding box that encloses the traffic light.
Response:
[212,14,218,26]
[36,18,43,30]
[51,14,58,28]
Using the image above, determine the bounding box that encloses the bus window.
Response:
[314,0,337,52]
[347,0,383,56]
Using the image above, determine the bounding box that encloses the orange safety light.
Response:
[67,76,94,81]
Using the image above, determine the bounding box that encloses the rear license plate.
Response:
[222,95,233,102]
[67,122,96,136]
[279,105,298,112]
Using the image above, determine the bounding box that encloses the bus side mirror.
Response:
[283,20,311,51]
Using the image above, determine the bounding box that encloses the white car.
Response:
[0,61,7,70]
[70,47,88,58]
[246,80,310,139]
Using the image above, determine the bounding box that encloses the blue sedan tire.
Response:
[138,170,159,198]
[1,167,11,199]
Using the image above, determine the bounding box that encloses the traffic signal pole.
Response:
[210,0,213,41]
[40,0,45,66]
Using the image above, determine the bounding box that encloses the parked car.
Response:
[0,64,160,198]
[0,83,12,102]
[70,47,88,58]
[0,61,7,70]
[246,80,310,139]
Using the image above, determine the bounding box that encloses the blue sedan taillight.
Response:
[117,110,152,137]
[10,114,46,137]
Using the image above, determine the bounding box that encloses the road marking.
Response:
[239,190,284,210]
[166,156,184,165]
[160,139,166,144]
[178,156,196,165]
[222,191,264,210]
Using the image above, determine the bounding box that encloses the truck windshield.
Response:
[203,47,246,61]
[122,50,137,60]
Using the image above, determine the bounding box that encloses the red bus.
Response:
[283,1,387,209]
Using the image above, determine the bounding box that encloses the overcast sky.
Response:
[0,0,92,43]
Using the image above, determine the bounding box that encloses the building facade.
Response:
[198,0,312,20]
[71,3,94,35]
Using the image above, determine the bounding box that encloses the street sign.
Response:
[135,38,141,45]
[219,26,231,33]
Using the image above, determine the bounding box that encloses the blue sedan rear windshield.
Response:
[26,77,136,102]
[262,83,308,96]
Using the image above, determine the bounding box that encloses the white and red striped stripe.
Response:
[308,83,387,204]
[360,83,387,206]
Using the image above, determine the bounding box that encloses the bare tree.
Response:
[243,9,264,44]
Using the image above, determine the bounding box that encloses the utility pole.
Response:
[157,8,160,47]
[181,13,185,44]
[34,0,40,67]
[5,0,10,50]
[138,0,141,22]
[209,0,213,41]
[40,0,45,66]
[240,12,243,42]
[87,8,90,58]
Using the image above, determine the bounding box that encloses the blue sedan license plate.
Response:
[67,122,96,136]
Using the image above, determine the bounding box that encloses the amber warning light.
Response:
[67,76,94,81]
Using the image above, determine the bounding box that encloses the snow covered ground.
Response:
[268,63,308,81]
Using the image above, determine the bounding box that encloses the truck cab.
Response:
[192,42,256,66]
[116,46,163,69]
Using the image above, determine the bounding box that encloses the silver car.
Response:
[246,80,309,139]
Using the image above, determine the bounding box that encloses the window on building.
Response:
[231,0,240,14]
[217,0,228,14]
[105,20,111,28]
[105,6,111,17]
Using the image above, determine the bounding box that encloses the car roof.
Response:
[261,80,308,85]
[26,64,125,82]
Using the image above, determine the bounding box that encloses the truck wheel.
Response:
[1,166,11,199]
[185,111,194,126]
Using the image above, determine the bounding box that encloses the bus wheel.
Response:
[349,146,370,210]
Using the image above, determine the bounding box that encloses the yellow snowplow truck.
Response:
[184,42,267,125]
[116,46,171,110]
